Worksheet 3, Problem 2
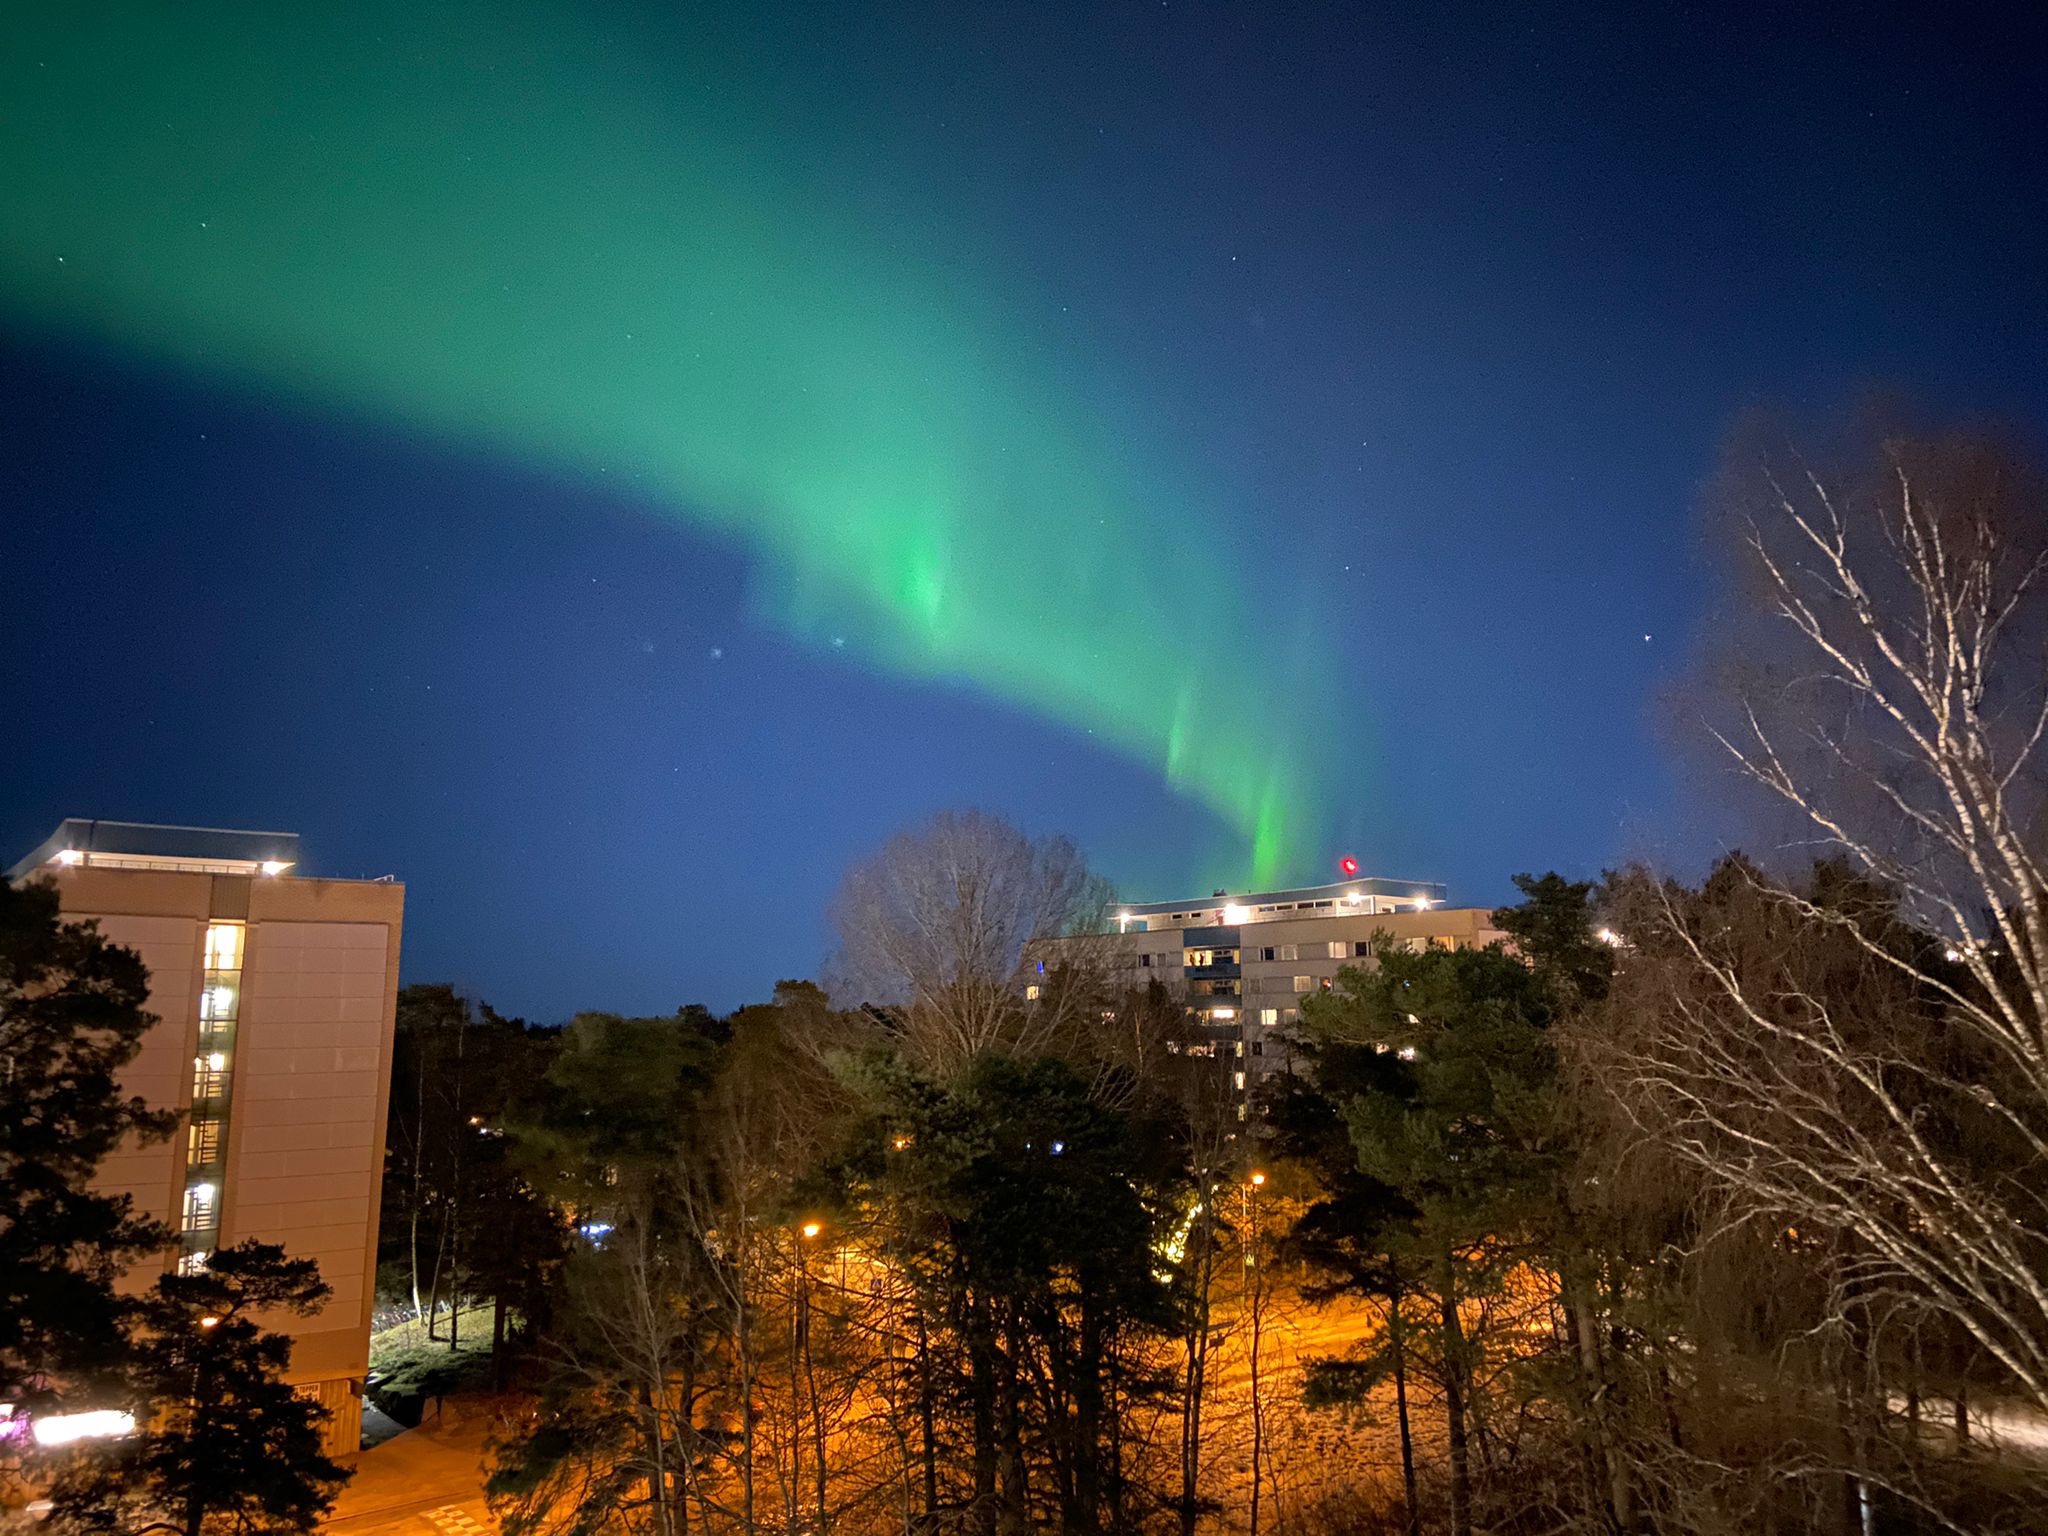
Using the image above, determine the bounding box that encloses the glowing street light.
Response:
[800,1221,822,1241]
[31,1410,135,1447]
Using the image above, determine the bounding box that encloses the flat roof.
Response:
[1120,876,1448,917]
[8,819,303,882]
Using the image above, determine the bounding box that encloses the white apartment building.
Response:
[1039,874,1505,1106]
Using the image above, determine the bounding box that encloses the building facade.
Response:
[1040,875,1506,1109]
[8,821,404,1455]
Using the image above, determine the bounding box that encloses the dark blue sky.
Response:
[5,2,2044,1019]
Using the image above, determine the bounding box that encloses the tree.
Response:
[837,1050,1185,1536]
[827,809,1115,1073]
[379,984,559,1349]
[1294,915,1572,1536]
[0,879,172,1435]
[1666,417,2048,1417]
[54,1241,347,1536]
[1270,1070,1428,1536]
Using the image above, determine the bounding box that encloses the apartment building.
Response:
[1038,874,1505,1108]
[7,820,404,1455]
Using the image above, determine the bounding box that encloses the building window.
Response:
[1234,1040,1244,1057]
[1259,946,1276,961]
[1259,1008,1278,1027]
[192,1054,229,1101]
[1278,944,1299,961]
[181,1182,218,1233]
[1025,985,1041,1001]
[1327,941,1347,959]
[1233,1072,1246,1091]
[177,1250,211,1277]
[203,922,244,970]
[189,922,244,1227]
[1292,976,1311,994]
[1355,941,1372,957]
[1140,953,1153,967]
[1282,1008,1298,1024]
[1250,1041,1264,1056]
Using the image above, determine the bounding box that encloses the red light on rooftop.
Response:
[1338,856,1359,877]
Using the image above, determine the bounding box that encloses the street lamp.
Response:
[793,1219,826,1529]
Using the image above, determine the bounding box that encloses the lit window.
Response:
[1292,976,1311,994]
[1233,1072,1246,1090]
[181,1182,217,1233]
[1259,1008,1277,1027]
[203,923,245,970]
[1233,1040,1244,1057]
[192,1056,229,1100]
[177,1250,211,1276]
[188,1119,222,1164]
[1327,941,1347,960]
[1025,985,1041,1001]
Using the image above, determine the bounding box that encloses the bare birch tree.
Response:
[1632,416,2048,1417]
[827,809,1117,1074]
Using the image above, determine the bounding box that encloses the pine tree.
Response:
[0,879,173,1433]
[54,1241,348,1536]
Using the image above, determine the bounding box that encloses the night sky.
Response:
[4,3,2043,1019]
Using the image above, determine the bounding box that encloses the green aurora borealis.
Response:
[1,3,1338,883]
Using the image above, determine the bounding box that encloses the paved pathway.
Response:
[325,1401,497,1536]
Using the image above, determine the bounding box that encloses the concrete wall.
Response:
[39,866,402,1455]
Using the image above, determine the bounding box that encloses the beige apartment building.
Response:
[1038,875,1505,1108]
[8,820,403,1455]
